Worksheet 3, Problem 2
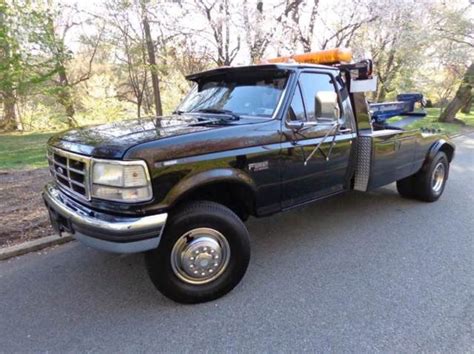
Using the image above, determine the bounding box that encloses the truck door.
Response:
[280,72,355,208]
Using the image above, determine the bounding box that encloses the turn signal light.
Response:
[263,48,352,65]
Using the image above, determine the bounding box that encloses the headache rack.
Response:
[47,147,91,201]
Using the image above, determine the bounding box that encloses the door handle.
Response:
[338,127,352,134]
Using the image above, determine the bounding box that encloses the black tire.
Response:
[145,201,250,304]
[414,151,449,202]
[396,175,417,198]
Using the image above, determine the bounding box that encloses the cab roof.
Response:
[186,63,339,81]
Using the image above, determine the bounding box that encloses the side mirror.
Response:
[315,91,340,121]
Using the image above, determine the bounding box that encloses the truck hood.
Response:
[48,115,226,158]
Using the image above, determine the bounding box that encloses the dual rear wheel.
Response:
[397,151,449,202]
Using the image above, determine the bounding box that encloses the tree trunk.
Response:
[137,98,142,119]
[57,66,78,128]
[376,74,388,101]
[44,9,78,128]
[461,95,472,114]
[1,89,18,131]
[141,4,162,117]
[14,98,23,131]
[439,63,474,122]
[0,6,18,131]
[377,86,387,102]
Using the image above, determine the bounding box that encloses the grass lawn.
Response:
[0,132,55,170]
[398,108,474,136]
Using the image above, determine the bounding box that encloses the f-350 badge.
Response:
[248,161,269,172]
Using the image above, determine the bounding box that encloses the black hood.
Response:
[48,115,226,158]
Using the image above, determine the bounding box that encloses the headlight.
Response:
[91,160,152,202]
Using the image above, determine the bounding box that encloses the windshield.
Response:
[177,71,288,118]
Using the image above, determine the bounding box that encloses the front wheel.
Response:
[145,201,250,304]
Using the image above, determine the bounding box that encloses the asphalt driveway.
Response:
[1,133,473,353]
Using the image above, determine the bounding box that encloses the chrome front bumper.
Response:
[43,183,167,253]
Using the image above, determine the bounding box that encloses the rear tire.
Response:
[396,175,417,198]
[414,151,449,202]
[145,201,250,304]
[396,151,449,202]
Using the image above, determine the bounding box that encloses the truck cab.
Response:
[43,49,455,304]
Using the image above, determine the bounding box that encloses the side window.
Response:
[298,73,339,122]
[287,84,306,121]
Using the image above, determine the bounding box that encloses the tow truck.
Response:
[43,48,455,303]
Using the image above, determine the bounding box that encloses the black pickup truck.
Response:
[43,58,455,303]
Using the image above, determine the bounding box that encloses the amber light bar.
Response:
[263,48,352,65]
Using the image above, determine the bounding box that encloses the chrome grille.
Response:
[47,148,91,201]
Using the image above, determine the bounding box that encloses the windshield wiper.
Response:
[194,108,240,121]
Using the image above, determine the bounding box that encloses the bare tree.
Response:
[266,0,378,57]
[269,0,305,55]
[243,0,266,62]
[167,37,213,77]
[242,0,303,62]
[291,0,319,52]
[41,3,103,127]
[111,14,148,118]
[193,0,241,66]
[370,28,403,101]
[102,0,153,118]
[320,14,378,50]
[140,0,163,117]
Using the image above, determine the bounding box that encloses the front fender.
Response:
[162,168,257,207]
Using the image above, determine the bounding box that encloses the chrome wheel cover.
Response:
[431,162,445,193]
[170,228,231,285]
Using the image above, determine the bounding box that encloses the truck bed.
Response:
[354,128,444,191]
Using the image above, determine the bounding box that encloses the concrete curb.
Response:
[0,234,74,261]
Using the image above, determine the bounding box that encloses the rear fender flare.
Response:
[422,139,455,172]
